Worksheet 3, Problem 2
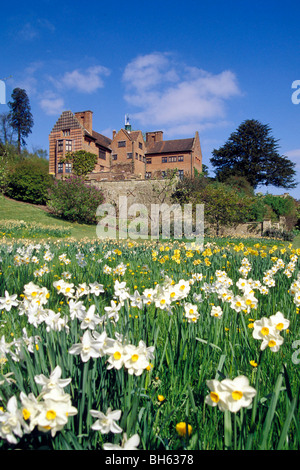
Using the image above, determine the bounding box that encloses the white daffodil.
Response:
[123,344,150,376]
[269,311,290,333]
[219,376,257,413]
[78,304,101,330]
[103,433,140,450]
[174,279,191,299]
[0,396,25,444]
[154,292,172,311]
[205,379,231,411]
[92,330,115,356]
[90,407,122,434]
[104,300,122,322]
[53,279,74,298]
[20,327,40,354]
[34,366,72,394]
[89,282,104,296]
[184,302,200,323]
[260,332,284,352]
[44,309,69,333]
[114,280,130,303]
[0,335,13,361]
[69,330,104,362]
[68,299,86,320]
[36,388,77,437]
[206,375,256,413]
[106,341,126,371]
[130,290,145,309]
[76,283,90,298]
[20,392,41,431]
[137,340,155,361]
[230,295,247,313]
[0,291,19,312]
[252,317,283,351]
[210,305,223,318]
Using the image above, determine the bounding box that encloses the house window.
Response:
[169,156,177,162]
[63,129,70,136]
[112,154,118,161]
[65,140,72,152]
[178,155,184,162]
[127,153,133,159]
[99,149,106,160]
[162,157,168,163]
[135,153,138,160]
[178,170,184,180]
[57,140,64,153]
[146,158,152,164]
[146,172,152,179]
[118,140,126,147]
[65,163,72,173]
[57,162,63,173]
[139,142,143,149]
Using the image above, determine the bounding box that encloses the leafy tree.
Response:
[61,150,97,177]
[7,88,34,153]
[193,182,254,236]
[210,119,297,190]
[172,173,214,205]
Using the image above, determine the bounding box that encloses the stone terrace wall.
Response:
[88,179,288,238]
[89,179,175,211]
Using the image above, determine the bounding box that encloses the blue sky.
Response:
[1,0,300,199]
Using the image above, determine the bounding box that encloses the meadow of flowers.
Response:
[0,236,299,450]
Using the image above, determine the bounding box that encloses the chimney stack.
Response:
[146,131,163,143]
[74,110,93,134]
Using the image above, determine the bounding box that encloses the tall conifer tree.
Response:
[8,88,33,153]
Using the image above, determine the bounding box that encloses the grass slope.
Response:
[0,195,98,240]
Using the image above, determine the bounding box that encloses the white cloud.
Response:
[122,52,241,135]
[39,92,64,115]
[55,65,111,94]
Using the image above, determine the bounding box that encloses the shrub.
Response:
[5,158,53,204]
[263,194,297,218]
[262,227,295,241]
[47,176,105,224]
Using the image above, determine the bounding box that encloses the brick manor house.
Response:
[49,110,203,181]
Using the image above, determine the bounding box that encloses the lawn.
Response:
[0,195,98,240]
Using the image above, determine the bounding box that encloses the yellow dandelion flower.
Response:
[176,422,192,437]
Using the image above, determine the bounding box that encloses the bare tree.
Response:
[0,112,15,144]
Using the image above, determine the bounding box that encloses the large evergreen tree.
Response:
[8,88,34,153]
[210,119,297,189]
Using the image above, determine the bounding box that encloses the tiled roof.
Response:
[127,130,141,141]
[91,130,112,149]
[146,138,194,155]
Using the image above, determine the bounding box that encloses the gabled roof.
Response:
[146,137,195,155]
[117,128,143,142]
[91,130,112,150]
[127,130,143,141]
[50,110,83,133]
